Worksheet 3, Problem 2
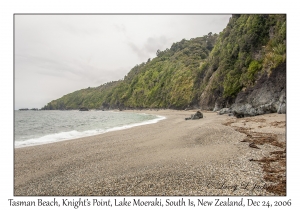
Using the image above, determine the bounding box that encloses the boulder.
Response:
[185,111,203,120]
[218,108,232,115]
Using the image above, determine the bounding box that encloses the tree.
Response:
[156,49,162,57]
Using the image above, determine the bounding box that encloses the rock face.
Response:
[185,111,203,120]
[231,62,286,117]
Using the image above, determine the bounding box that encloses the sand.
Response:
[14,110,286,196]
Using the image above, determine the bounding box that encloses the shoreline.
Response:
[14,110,286,196]
[15,110,166,148]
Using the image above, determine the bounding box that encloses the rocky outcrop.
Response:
[185,111,203,120]
[277,94,286,114]
[231,62,286,117]
[79,107,89,111]
[199,70,220,111]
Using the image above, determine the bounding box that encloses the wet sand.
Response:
[14,110,286,196]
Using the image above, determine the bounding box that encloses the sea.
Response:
[14,110,165,148]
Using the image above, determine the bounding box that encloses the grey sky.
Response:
[15,14,231,110]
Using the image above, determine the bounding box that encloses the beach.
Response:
[14,110,286,196]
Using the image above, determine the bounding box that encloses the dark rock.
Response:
[249,158,258,161]
[193,111,203,119]
[79,107,89,111]
[185,111,203,120]
[249,142,260,149]
[231,62,286,117]
[233,111,245,118]
[213,99,227,112]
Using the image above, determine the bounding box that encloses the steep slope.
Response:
[42,14,286,116]
[42,34,218,110]
[42,81,121,110]
[199,14,286,111]
[231,61,286,117]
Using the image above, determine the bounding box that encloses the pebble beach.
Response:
[14,110,286,196]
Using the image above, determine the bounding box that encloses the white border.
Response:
[2,0,298,209]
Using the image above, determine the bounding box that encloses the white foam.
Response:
[106,114,166,132]
[15,129,105,148]
[15,114,166,148]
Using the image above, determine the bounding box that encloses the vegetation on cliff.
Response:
[42,14,286,111]
[199,14,286,109]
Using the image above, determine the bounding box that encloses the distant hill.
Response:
[42,14,286,116]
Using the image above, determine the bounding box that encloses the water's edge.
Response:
[15,113,166,148]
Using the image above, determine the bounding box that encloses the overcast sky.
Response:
[15,14,231,110]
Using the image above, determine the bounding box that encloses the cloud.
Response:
[128,35,171,61]
[57,20,101,37]
[14,15,231,109]
[127,41,148,60]
[114,23,126,34]
[144,36,170,53]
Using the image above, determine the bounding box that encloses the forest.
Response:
[42,15,286,111]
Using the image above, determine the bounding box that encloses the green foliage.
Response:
[247,60,262,82]
[42,15,286,110]
[202,14,286,98]
[42,33,217,110]
[223,70,242,97]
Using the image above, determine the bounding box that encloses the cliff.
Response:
[42,14,286,117]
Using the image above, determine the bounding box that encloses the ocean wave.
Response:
[15,114,166,148]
